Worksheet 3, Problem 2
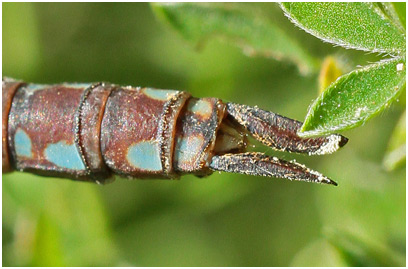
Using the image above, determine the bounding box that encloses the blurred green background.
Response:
[2,3,405,266]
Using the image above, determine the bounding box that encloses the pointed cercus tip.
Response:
[304,166,338,186]
[325,178,338,186]
[339,135,349,148]
[306,133,349,156]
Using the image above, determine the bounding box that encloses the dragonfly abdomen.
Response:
[4,80,226,183]
[3,78,348,186]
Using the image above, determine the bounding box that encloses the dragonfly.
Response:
[2,78,348,185]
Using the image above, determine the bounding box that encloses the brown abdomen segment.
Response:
[173,98,225,176]
[7,83,95,181]
[100,87,190,179]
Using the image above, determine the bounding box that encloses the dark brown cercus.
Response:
[225,103,348,155]
[210,153,337,186]
[3,79,348,185]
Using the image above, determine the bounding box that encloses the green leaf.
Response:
[151,3,318,75]
[392,2,406,29]
[280,3,406,55]
[383,111,406,171]
[299,57,406,137]
[374,3,405,33]
[397,84,406,107]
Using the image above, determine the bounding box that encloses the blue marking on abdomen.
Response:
[174,135,204,164]
[26,84,47,91]
[188,99,212,115]
[45,141,86,170]
[62,83,92,89]
[127,141,162,171]
[143,88,178,101]
[14,128,33,158]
